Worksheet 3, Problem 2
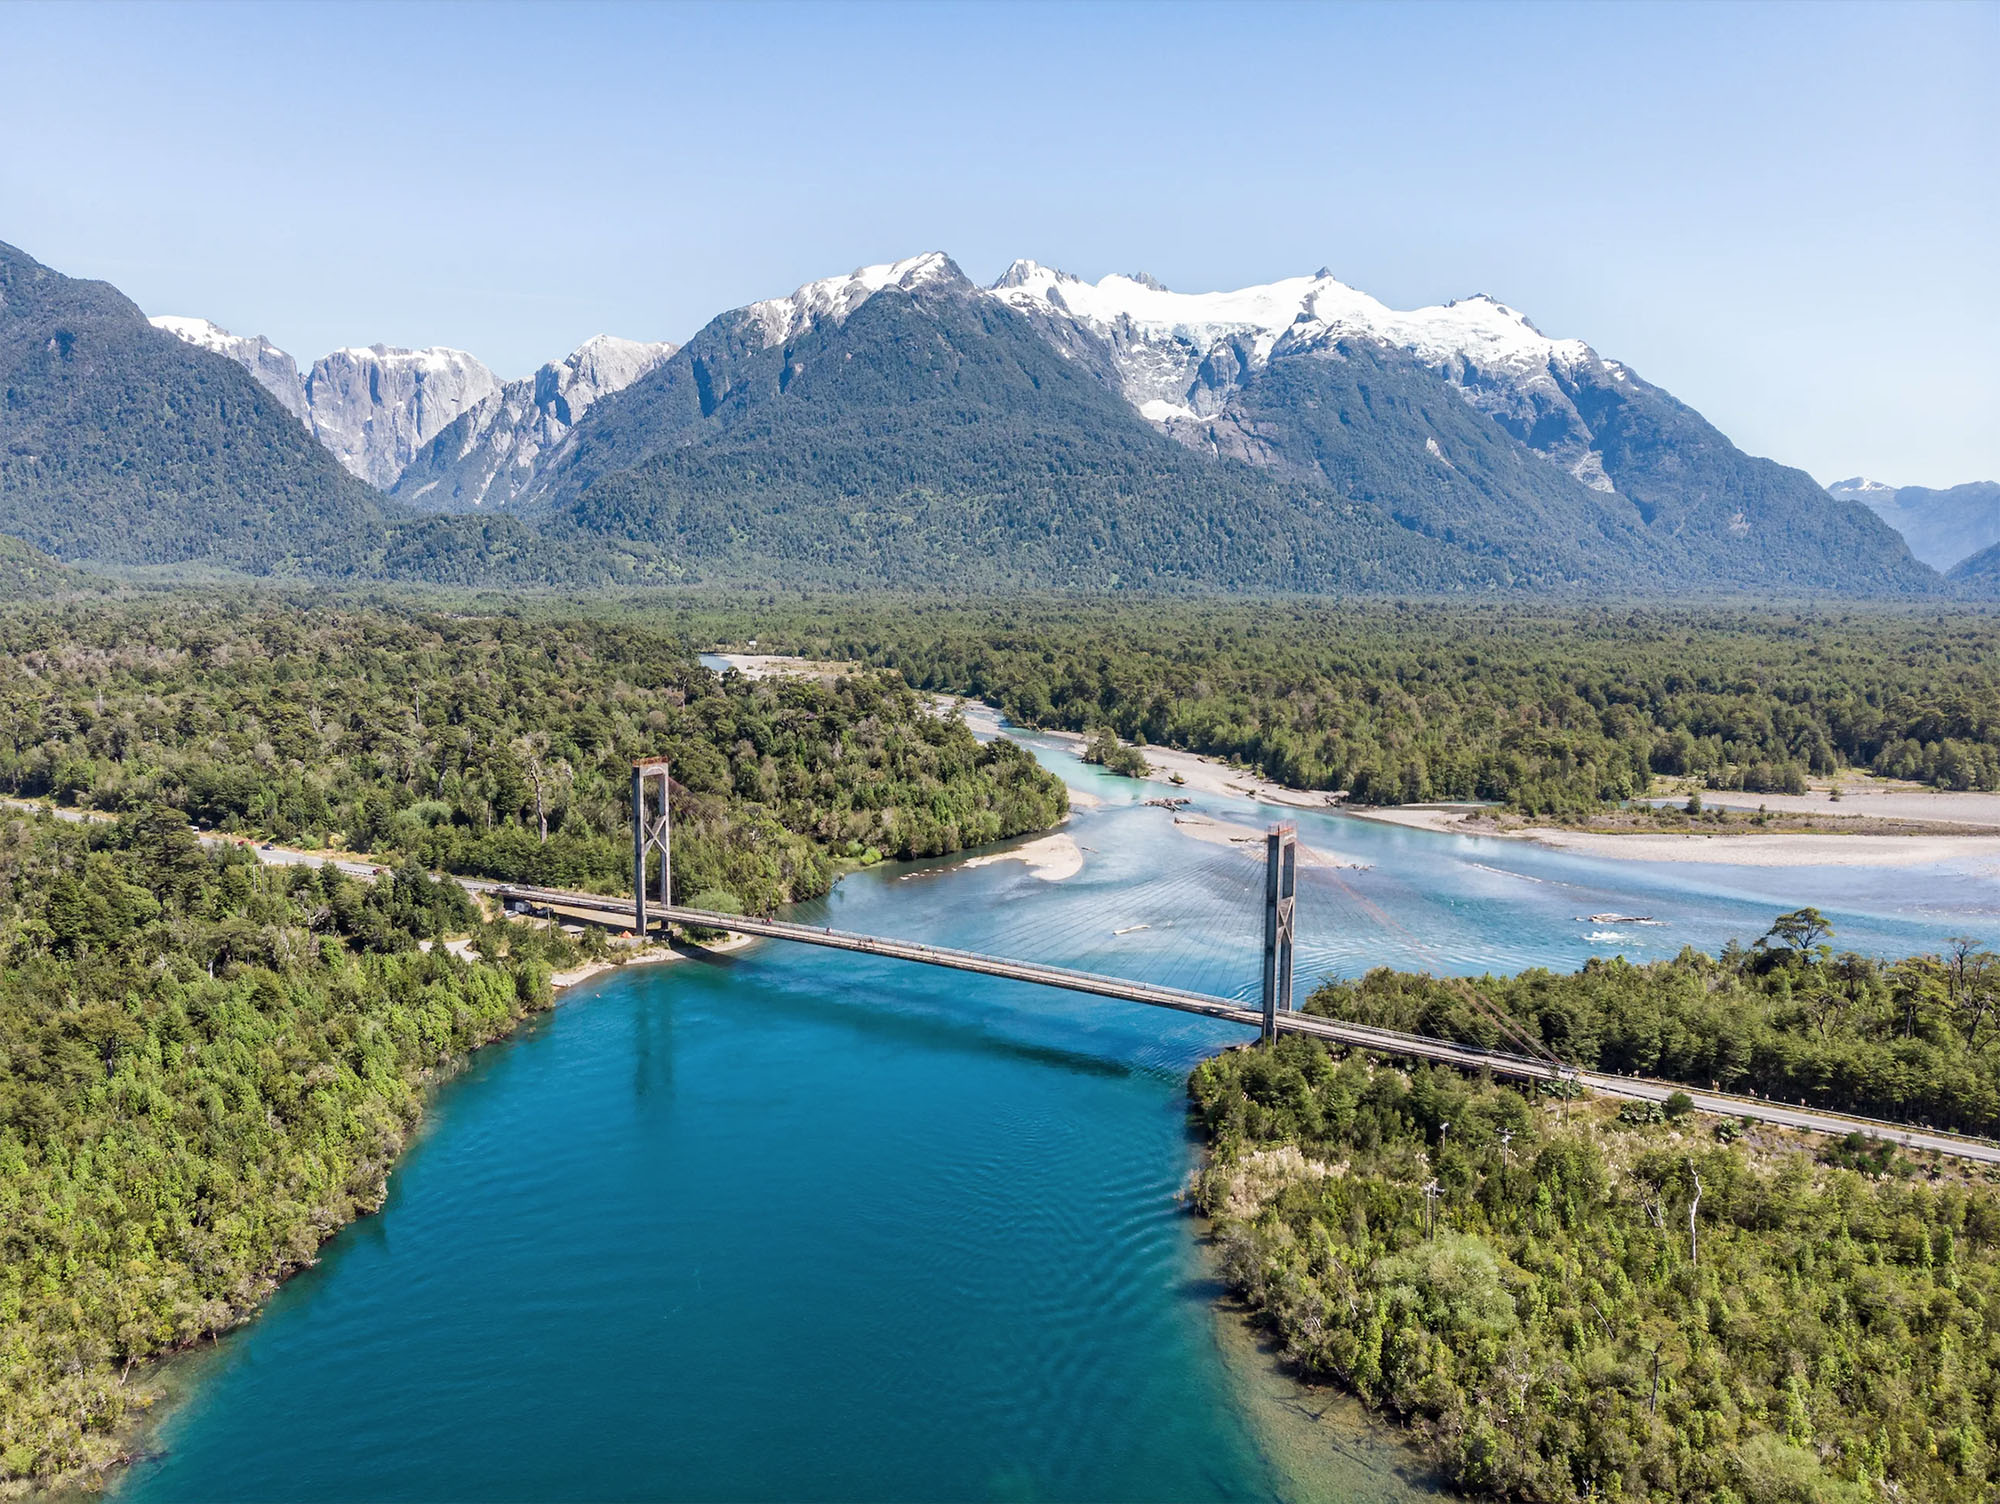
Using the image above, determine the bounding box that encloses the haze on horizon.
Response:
[2,0,1993,489]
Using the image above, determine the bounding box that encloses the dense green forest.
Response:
[695,598,2000,809]
[0,599,1068,1485]
[1310,911,2000,1136]
[1195,919,2000,1500]
[533,279,1488,593]
[0,806,584,1482]
[1191,1034,2000,1502]
[0,599,1066,915]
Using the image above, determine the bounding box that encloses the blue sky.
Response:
[3,0,1993,485]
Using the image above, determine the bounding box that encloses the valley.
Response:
[6,238,1983,596]
[0,21,1992,1493]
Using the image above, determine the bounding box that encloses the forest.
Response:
[1310,909,2000,1136]
[0,598,1067,916]
[0,806,589,1483]
[1185,918,2000,1500]
[685,597,2000,811]
[0,595,1069,1486]
[1190,1031,2000,1503]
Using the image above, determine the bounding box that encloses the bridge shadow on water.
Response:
[660,944,1191,1081]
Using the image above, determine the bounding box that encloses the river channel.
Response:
[115,716,2000,1502]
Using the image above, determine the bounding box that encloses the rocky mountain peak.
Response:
[303,345,500,489]
[747,252,967,348]
[1828,476,1900,499]
[150,315,308,423]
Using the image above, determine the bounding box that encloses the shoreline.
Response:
[71,927,781,1495]
[958,831,1084,881]
[926,692,2000,865]
[1343,803,2000,868]
[1169,811,1364,869]
[548,931,759,993]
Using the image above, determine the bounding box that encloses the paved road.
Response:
[11,803,1997,1166]
[484,888,2000,1167]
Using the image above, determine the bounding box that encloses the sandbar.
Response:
[961,832,1084,881]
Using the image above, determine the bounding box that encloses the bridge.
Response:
[479,760,2000,1167]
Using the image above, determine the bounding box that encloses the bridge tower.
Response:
[631,758,671,935]
[1261,822,1297,1043]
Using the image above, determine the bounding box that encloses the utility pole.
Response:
[1261,822,1297,1044]
[631,758,671,937]
[1423,1178,1442,1239]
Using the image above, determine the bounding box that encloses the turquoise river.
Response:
[115,717,2000,1502]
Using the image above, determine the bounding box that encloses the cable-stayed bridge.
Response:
[479,763,2000,1167]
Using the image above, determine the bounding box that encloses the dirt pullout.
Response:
[710,652,862,681]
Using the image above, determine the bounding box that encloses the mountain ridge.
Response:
[1828,476,2000,571]
[150,316,676,496]
[1,237,1945,596]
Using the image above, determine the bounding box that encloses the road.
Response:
[10,801,1998,1166]
[497,887,2000,1168]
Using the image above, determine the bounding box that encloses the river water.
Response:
[116,716,2000,1502]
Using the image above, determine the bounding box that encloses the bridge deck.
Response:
[489,884,2000,1166]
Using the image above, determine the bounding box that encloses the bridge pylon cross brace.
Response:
[632,758,671,936]
[1262,821,1297,1043]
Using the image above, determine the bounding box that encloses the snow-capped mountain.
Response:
[1828,476,2000,571]
[391,333,676,510]
[1828,476,1901,504]
[151,316,498,488]
[300,344,501,490]
[149,316,310,425]
[127,247,1932,595]
[987,261,1624,493]
[149,318,669,497]
[746,252,962,347]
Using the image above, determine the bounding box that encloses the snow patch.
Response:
[986,263,1595,380]
[749,252,961,347]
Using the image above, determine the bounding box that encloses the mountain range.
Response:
[1826,477,2000,574]
[0,235,1961,595]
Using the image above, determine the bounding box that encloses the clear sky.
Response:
[3,0,1993,486]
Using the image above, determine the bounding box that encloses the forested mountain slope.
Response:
[1948,538,2000,597]
[1834,477,2000,571]
[0,242,671,586]
[525,257,1495,591]
[0,238,1950,595]
[993,262,1934,596]
[0,241,388,571]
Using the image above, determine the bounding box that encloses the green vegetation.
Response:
[0,534,95,600]
[1311,911,2000,1136]
[0,241,676,587]
[0,806,586,1482]
[535,284,1481,593]
[1081,726,1151,778]
[0,597,1068,1486]
[0,599,1066,915]
[1951,539,2000,599]
[0,240,384,574]
[707,597,2000,809]
[0,242,1941,595]
[1191,1037,2000,1502]
[1193,915,2000,1497]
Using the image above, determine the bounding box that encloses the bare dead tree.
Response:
[1687,1159,1703,1268]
